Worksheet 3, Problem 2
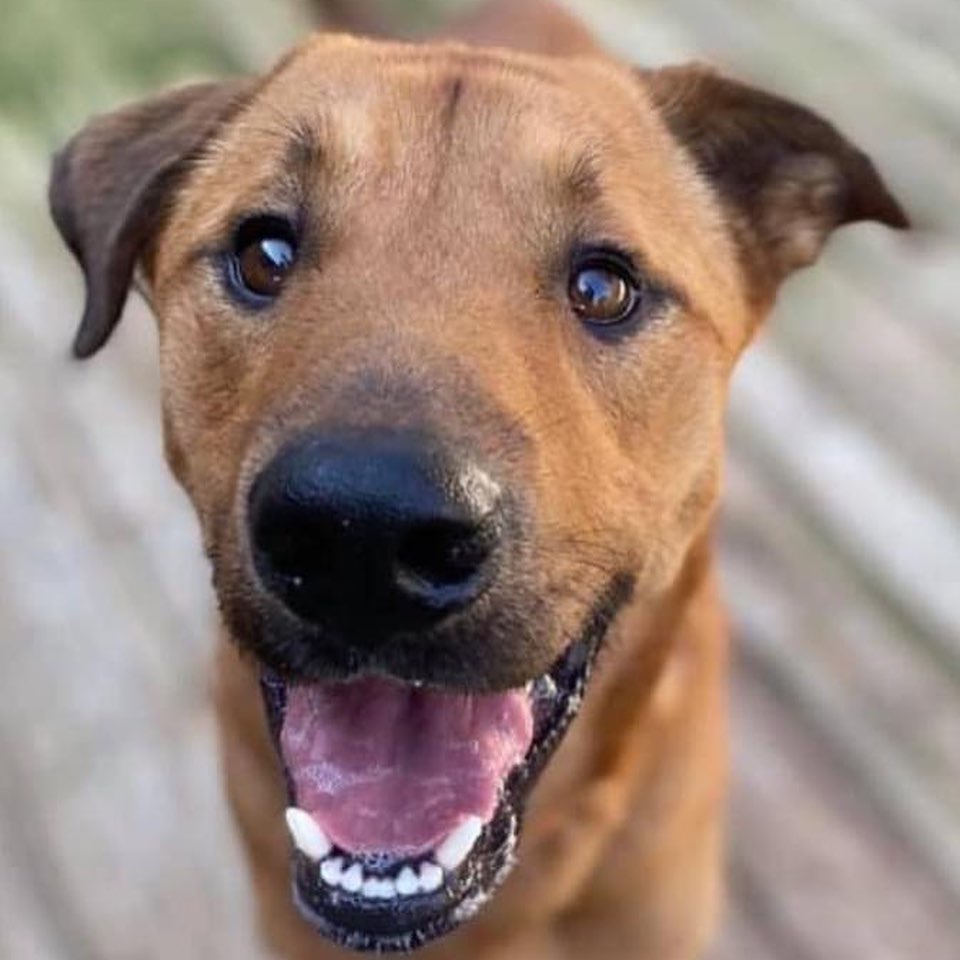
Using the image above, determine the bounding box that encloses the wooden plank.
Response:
[0,223,255,957]
[709,892,790,960]
[40,713,267,960]
[774,0,960,135]
[764,254,960,513]
[0,736,97,960]
[725,659,960,959]
[728,342,960,671]
[831,234,960,363]
[719,450,960,950]
[564,0,699,62]
[0,227,211,667]
[722,454,960,822]
[866,0,960,64]
[0,392,260,957]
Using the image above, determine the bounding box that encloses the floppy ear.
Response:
[641,64,908,304]
[49,79,253,358]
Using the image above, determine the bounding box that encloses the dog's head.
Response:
[50,35,905,951]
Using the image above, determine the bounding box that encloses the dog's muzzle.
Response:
[238,426,634,951]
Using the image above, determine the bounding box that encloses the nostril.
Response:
[256,525,300,579]
[394,519,497,595]
[253,508,337,588]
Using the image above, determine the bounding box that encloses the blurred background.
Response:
[1,0,959,957]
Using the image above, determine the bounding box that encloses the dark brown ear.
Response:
[49,79,253,358]
[642,64,908,303]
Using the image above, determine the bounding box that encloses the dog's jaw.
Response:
[258,574,634,951]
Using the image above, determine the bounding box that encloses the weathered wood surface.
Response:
[1,1,959,957]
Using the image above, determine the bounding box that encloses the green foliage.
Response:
[0,0,241,146]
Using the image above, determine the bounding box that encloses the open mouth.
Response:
[258,576,632,952]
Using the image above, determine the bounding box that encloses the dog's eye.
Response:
[568,256,638,326]
[228,217,297,302]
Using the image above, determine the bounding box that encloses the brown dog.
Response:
[48,1,907,957]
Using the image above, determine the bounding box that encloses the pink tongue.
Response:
[280,677,534,856]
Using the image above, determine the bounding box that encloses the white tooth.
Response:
[284,808,332,861]
[341,863,363,893]
[320,856,344,886]
[419,862,443,892]
[362,877,396,899]
[395,866,420,896]
[434,815,483,871]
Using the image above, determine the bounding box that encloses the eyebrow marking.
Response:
[284,122,324,181]
[183,123,326,269]
[563,151,604,205]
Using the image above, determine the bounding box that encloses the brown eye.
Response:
[229,217,297,302]
[568,259,637,325]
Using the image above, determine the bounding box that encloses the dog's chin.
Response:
[255,575,633,953]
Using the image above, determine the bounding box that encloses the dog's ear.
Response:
[641,64,908,303]
[49,79,253,358]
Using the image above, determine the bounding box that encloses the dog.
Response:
[48,0,907,957]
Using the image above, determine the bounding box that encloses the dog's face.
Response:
[50,36,905,951]
[160,41,743,677]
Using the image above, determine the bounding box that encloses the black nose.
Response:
[248,430,504,633]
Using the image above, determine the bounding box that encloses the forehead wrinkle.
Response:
[439,75,466,137]
[260,39,617,193]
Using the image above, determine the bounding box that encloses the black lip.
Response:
[259,573,634,952]
[290,803,518,952]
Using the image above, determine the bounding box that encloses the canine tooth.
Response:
[362,877,396,899]
[320,856,344,886]
[284,808,332,860]
[419,862,443,892]
[435,815,483,871]
[395,866,420,896]
[341,863,363,893]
